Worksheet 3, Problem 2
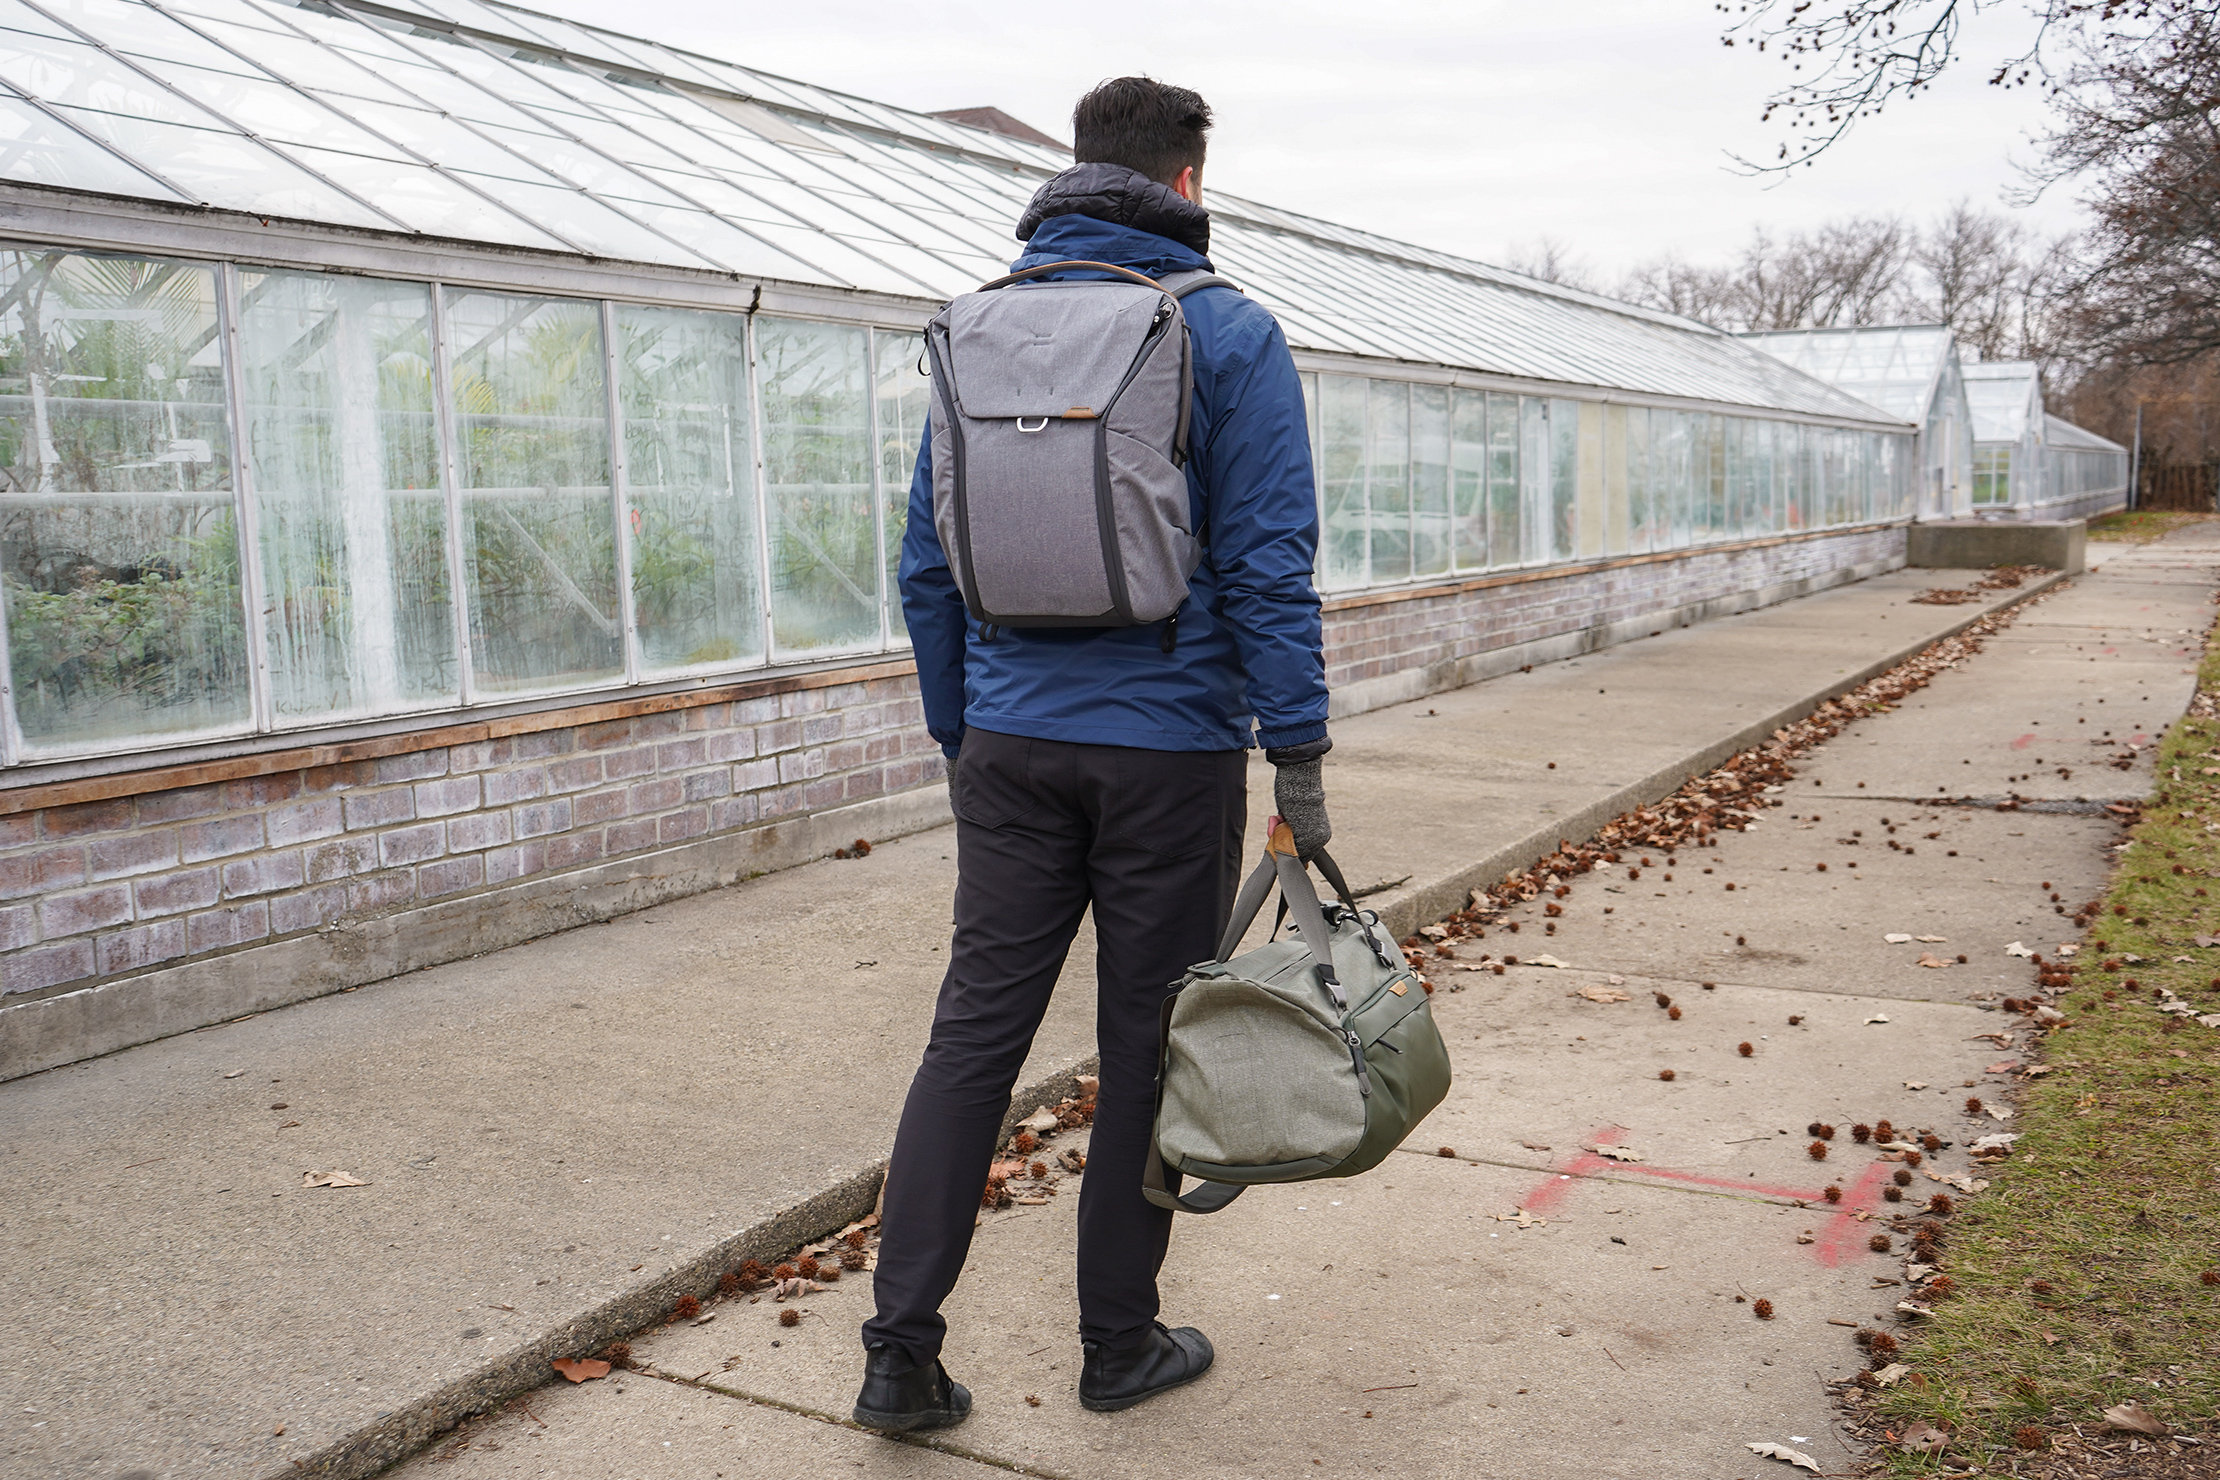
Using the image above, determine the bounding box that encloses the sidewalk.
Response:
[5,539,2210,1480]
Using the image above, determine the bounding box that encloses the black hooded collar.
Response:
[1015,162,1211,255]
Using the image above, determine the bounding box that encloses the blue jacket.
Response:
[899,171,1328,757]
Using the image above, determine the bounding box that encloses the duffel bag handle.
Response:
[1214,825,1396,1015]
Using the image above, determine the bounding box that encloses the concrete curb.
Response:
[1362,571,2068,945]
[284,1052,1099,1480]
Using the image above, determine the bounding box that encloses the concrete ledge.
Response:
[282,1051,1098,1480]
[1908,519,2086,574]
[1360,571,2066,943]
[0,783,953,1081]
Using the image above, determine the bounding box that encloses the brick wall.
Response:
[0,676,941,1003]
[0,522,1903,1074]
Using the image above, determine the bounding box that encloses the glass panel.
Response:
[445,289,621,694]
[615,303,762,675]
[1486,392,1520,569]
[1548,398,1577,562]
[1668,410,1693,550]
[448,172,707,266]
[52,107,391,227]
[1316,373,1366,591]
[1365,379,1409,583]
[131,58,408,156]
[237,269,455,721]
[0,31,224,126]
[872,328,926,643]
[272,147,568,249]
[756,316,877,656]
[1448,389,1484,572]
[0,90,183,197]
[0,248,249,751]
[1409,383,1449,579]
[1624,407,1651,554]
[1519,396,1548,565]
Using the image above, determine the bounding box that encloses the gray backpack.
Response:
[924,261,1234,644]
[1143,829,1455,1214]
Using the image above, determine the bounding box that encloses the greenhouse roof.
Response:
[0,0,1900,425]
[1736,324,1958,424]
[1962,360,2044,443]
[2045,412,2124,453]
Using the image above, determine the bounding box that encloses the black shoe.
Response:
[1078,1322,1214,1412]
[852,1342,972,1433]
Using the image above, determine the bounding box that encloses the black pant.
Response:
[862,728,1246,1363]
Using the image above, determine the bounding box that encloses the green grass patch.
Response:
[2085,510,2218,544]
[1873,596,2220,1469]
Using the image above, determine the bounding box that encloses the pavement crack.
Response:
[1391,1146,1817,1208]
[642,1368,1080,1480]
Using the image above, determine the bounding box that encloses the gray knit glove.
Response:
[1268,738,1332,860]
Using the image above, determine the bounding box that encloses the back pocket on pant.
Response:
[953,738,1037,830]
[1106,749,1237,859]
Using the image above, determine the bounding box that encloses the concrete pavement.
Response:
[5,533,2212,1479]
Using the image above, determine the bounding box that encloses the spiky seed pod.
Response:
[1894,1169,1914,1187]
[1884,1186,1903,1202]
[1823,1185,1843,1204]
[1808,1141,1829,1160]
[796,1256,820,1279]
[1787,1014,1802,1025]
[773,1263,798,1281]
[1817,1124,1836,1140]
[1753,1298,1774,1319]
[1853,1327,1877,1349]
[1030,1161,1048,1179]
[1655,992,1672,1008]
[718,1272,740,1296]
[2031,1279,2055,1295]
[601,1341,633,1369]
[1869,1234,1892,1253]
[1437,1146,1457,1158]
[1928,1194,1955,1216]
[1874,1120,1895,1141]
[845,1230,868,1250]
[1658,1069,1676,1081]
[740,1259,768,1283]
[671,1295,700,1322]
[1964,1096,1984,1114]
[1668,1006,1682,1019]
[778,1308,800,1328]
[1011,1130,1037,1155]
[1927,1275,1956,1298]
[1739,1042,1755,1057]
[2014,1427,2048,1452]
[1921,1134,1942,1152]
[1851,1124,1872,1143]
[1903,1150,1923,1167]
[1807,1122,1825,1137]
[841,1248,868,1271]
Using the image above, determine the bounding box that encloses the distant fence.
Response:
[2137,463,2220,511]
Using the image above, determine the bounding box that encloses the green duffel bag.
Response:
[1143,825,1453,1214]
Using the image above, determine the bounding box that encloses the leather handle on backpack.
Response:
[975,260,1168,293]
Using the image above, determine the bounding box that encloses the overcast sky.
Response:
[546,0,2086,284]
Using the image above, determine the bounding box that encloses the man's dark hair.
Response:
[1071,77,1211,186]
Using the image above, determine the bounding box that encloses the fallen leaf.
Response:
[222,1070,244,1079]
[1969,1133,2019,1155]
[1490,1207,1549,1228]
[2123,952,2149,965]
[1746,1442,1822,1472]
[1575,985,1630,1003]
[1915,954,1950,969]
[1017,1108,1060,1136]
[1898,1420,1949,1456]
[1873,1362,1911,1387]
[2195,935,2219,949]
[1795,1231,1815,1244]
[1866,1012,1893,1024]
[2102,1400,2169,1436]
[2005,941,2035,958]
[300,1170,367,1188]
[2057,943,2079,956]
[1902,1080,1926,1089]
[1985,1061,2018,1073]
[1884,933,1914,944]
[552,1358,609,1383]
[1519,1141,1552,1151]
[1419,924,1449,940]
[1605,973,1625,985]
[2033,1005,2066,1023]
[1985,1105,2014,1120]
[1897,1300,1934,1318]
[1584,1144,1643,1162]
[1925,1170,1989,1193]
[1916,935,1948,944]
[1528,954,1568,969]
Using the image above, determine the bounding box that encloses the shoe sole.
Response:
[852,1404,969,1433]
[1078,1354,1215,1413]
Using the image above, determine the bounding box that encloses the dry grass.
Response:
[1872,600,2220,1472]
[2085,510,2218,544]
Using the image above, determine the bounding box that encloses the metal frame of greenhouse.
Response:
[1961,359,2129,522]
[0,0,1926,1075]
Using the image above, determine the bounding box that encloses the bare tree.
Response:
[1905,200,2031,356]
[1502,236,1599,293]
[1615,216,1911,331]
[1618,255,1741,323]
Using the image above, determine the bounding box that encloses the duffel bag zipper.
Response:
[1344,1028,1372,1096]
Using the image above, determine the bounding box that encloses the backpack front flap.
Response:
[926,267,1197,627]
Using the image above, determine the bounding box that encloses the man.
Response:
[853,76,1331,1431]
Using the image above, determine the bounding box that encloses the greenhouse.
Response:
[1738,324,1973,521]
[1961,360,2127,520]
[0,0,1922,1072]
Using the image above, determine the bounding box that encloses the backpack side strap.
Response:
[1158,270,1242,300]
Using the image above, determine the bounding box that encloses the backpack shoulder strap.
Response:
[1157,270,1241,300]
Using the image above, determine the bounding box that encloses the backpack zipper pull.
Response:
[1158,612,1179,653]
[1344,1028,1372,1097]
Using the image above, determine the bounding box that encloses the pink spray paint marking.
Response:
[2011,734,2037,750]
[1516,1125,1896,1266]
